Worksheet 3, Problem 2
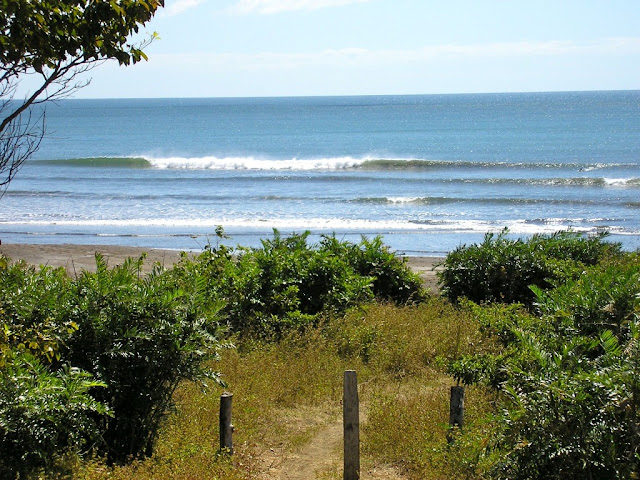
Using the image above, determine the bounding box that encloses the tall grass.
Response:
[73,299,495,479]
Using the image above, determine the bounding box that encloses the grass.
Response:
[68,298,496,479]
[6,233,630,478]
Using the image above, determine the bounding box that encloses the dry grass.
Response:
[72,298,496,479]
[363,379,497,480]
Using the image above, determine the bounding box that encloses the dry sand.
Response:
[0,243,442,292]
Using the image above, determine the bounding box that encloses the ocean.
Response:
[1,91,639,256]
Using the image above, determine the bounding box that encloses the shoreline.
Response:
[0,242,442,292]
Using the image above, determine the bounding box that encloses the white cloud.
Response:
[148,37,640,70]
[76,35,640,98]
[230,0,370,15]
[314,38,640,65]
[164,0,207,16]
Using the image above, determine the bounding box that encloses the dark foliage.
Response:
[448,253,640,479]
[64,254,225,463]
[1,254,225,471]
[171,231,427,337]
[437,230,621,307]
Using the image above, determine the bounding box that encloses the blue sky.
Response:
[77,0,640,98]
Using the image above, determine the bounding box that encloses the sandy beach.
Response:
[0,243,443,292]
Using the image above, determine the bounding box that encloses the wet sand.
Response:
[0,243,442,292]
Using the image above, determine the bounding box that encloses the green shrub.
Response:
[437,230,620,307]
[0,261,74,366]
[171,231,425,338]
[320,234,427,304]
[65,254,226,463]
[531,254,640,338]
[0,260,108,477]
[0,351,109,479]
[489,326,640,479]
[228,231,373,335]
[1,254,227,470]
[448,253,640,479]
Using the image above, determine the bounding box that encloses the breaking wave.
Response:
[32,156,639,176]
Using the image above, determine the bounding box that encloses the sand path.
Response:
[258,406,408,480]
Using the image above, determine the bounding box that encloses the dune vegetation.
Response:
[1,230,638,479]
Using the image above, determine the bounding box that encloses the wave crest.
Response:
[32,156,640,177]
[146,155,369,170]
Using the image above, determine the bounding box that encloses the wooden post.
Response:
[343,370,360,480]
[448,386,464,443]
[220,392,233,454]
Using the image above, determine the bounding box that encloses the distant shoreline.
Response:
[0,242,442,293]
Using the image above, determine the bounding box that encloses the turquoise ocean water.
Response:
[1,91,639,256]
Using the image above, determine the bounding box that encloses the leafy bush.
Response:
[1,254,226,469]
[531,254,640,338]
[171,231,426,337]
[0,261,75,366]
[0,351,109,478]
[65,254,226,463]
[319,235,427,304]
[228,232,373,335]
[490,325,640,479]
[448,253,640,479]
[437,230,620,307]
[0,259,108,477]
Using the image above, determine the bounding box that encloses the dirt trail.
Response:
[258,407,409,480]
[262,416,342,479]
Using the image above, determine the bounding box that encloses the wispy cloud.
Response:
[150,37,640,70]
[314,38,640,65]
[87,36,640,97]
[230,0,370,15]
[164,0,207,16]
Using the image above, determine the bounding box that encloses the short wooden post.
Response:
[220,392,233,454]
[343,370,360,480]
[448,385,464,443]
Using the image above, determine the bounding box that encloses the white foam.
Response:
[144,155,371,170]
[582,163,609,172]
[603,178,632,186]
[3,217,627,236]
[386,197,422,204]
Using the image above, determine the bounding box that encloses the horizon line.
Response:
[64,88,639,102]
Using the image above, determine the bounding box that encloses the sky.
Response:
[74,0,640,98]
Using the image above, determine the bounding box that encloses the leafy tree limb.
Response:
[0,0,163,192]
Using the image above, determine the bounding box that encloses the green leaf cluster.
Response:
[0,261,74,366]
[0,351,109,479]
[437,230,621,308]
[171,231,427,338]
[1,253,226,475]
[448,253,640,478]
[1,0,162,69]
[65,254,226,462]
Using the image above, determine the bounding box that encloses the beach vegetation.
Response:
[0,233,425,476]
[437,229,621,308]
[63,300,497,480]
[447,252,640,478]
[1,231,638,479]
[0,261,74,366]
[63,254,227,463]
[0,0,163,192]
[0,350,109,478]
[170,230,426,338]
[0,253,226,475]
